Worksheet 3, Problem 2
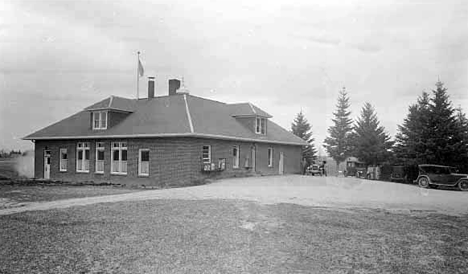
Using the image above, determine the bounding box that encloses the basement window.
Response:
[93,111,108,130]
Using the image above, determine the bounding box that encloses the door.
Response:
[279,152,284,175]
[251,146,256,172]
[44,150,51,179]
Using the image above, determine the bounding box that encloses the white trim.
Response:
[76,142,90,173]
[24,133,306,146]
[232,145,240,169]
[138,149,150,176]
[111,141,127,175]
[268,147,273,167]
[109,95,114,108]
[183,94,194,133]
[59,148,67,172]
[248,102,257,114]
[95,142,105,174]
[92,111,108,130]
[202,145,211,163]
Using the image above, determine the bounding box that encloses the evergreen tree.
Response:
[395,92,431,164]
[350,102,394,166]
[395,81,468,171]
[291,111,317,166]
[323,87,354,168]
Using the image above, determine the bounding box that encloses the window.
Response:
[92,111,108,130]
[76,142,90,172]
[139,149,150,176]
[202,145,211,163]
[255,117,266,134]
[232,146,240,168]
[111,142,127,174]
[268,148,273,167]
[95,142,105,174]
[59,148,67,171]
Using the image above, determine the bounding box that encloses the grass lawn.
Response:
[0,185,143,208]
[1,199,467,274]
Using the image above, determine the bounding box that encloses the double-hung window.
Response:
[95,142,105,174]
[93,111,108,130]
[268,148,273,167]
[138,149,150,176]
[59,148,67,172]
[202,145,211,163]
[232,145,240,168]
[255,117,266,135]
[76,142,90,172]
[111,142,127,174]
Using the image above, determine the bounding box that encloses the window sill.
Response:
[59,170,67,172]
[95,172,104,175]
[111,172,127,176]
[138,174,149,177]
[76,170,90,173]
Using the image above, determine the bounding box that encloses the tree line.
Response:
[290,81,468,172]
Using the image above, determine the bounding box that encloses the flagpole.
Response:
[136,51,140,99]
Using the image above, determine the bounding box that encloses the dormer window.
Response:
[255,117,266,135]
[93,111,107,130]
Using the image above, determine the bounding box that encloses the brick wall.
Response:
[34,137,302,187]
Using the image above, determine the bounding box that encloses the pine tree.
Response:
[323,87,354,168]
[291,111,317,167]
[395,92,431,164]
[395,81,468,171]
[350,102,394,166]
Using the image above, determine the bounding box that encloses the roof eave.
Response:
[23,133,306,146]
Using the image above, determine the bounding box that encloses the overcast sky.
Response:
[1,0,467,154]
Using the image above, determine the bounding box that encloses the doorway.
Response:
[279,152,284,175]
[44,150,51,179]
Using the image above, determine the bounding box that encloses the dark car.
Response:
[415,164,468,191]
[306,164,322,176]
[391,165,419,183]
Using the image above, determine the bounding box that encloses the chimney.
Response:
[148,77,155,98]
[168,79,181,96]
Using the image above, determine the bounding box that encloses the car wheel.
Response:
[458,180,468,191]
[418,177,430,188]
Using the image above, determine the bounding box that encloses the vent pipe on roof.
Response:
[168,79,181,96]
[148,77,155,99]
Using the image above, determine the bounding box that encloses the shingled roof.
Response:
[24,94,307,146]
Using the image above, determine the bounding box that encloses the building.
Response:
[23,78,307,187]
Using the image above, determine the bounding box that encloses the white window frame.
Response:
[76,142,90,173]
[95,142,105,174]
[232,145,240,168]
[255,117,266,135]
[59,148,67,172]
[202,145,211,163]
[138,149,150,176]
[268,147,273,167]
[111,142,127,175]
[92,111,108,130]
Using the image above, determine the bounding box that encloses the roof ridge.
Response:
[248,102,257,114]
[109,95,114,108]
[183,94,195,133]
[186,94,227,105]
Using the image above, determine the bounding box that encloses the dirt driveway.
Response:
[1,175,467,216]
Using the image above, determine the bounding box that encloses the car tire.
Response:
[418,177,430,188]
[458,180,468,191]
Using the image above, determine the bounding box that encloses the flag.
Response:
[138,58,144,77]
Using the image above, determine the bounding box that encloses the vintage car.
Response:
[306,164,322,176]
[415,164,468,191]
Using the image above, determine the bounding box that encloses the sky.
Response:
[1,0,467,155]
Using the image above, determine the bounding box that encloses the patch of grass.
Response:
[1,200,467,273]
[0,185,142,206]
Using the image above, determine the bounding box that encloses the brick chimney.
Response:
[168,79,181,96]
[148,77,155,98]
